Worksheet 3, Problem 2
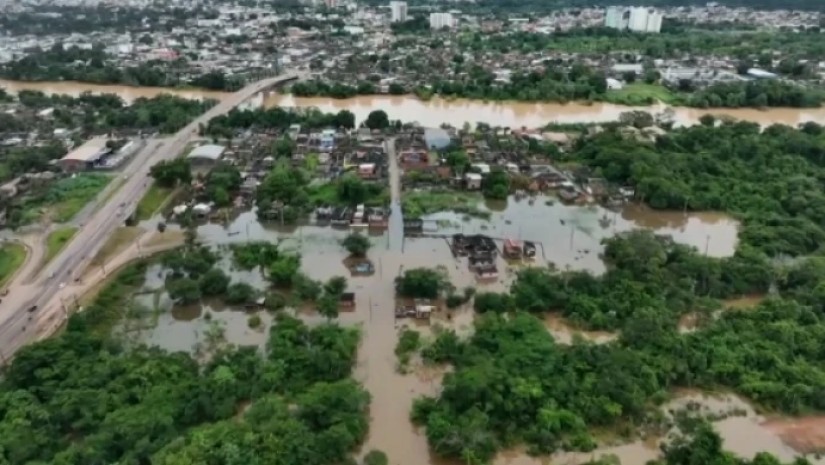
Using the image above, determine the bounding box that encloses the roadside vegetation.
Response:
[10,173,110,226]
[0,242,27,286]
[135,183,174,220]
[44,226,77,266]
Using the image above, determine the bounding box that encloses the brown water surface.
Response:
[3,79,825,127]
[265,93,825,128]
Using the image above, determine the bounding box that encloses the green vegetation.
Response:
[12,173,110,226]
[564,119,825,257]
[136,183,173,220]
[0,302,367,465]
[341,233,372,257]
[247,314,262,329]
[149,158,192,188]
[204,107,356,139]
[44,226,77,266]
[402,190,488,219]
[395,268,449,299]
[395,328,422,369]
[410,120,825,464]
[308,175,388,208]
[363,450,390,465]
[0,43,242,90]
[603,83,678,106]
[14,90,214,133]
[0,242,26,286]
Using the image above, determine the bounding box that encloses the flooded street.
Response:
[122,196,751,465]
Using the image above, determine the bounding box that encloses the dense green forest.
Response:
[414,296,825,462]
[566,119,825,257]
[0,259,367,464]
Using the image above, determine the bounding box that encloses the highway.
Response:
[0,72,303,363]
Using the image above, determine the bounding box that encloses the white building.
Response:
[627,7,649,32]
[604,6,628,29]
[429,12,455,29]
[390,1,408,23]
[604,6,662,33]
[644,9,663,33]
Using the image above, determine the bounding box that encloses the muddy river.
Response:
[4,78,825,128]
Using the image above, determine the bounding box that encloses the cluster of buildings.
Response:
[604,6,663,33]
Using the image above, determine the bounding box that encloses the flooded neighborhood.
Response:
[2,77,825,465]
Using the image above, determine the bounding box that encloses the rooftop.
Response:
[187,144,226,161]
[61,138,108,163]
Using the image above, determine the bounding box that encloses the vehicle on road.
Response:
[59,282,66,289]
[26,305,37,313]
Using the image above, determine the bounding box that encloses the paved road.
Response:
[0,72,304,363]
[385,137,404,252]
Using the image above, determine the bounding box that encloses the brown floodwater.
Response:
[3,78,825,127]
[424,195,739,274]
[122,213,812,465]
[264,93,825,128]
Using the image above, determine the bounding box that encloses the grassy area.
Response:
[45,226,78,266]
[307,181,390,207]
[602,83,680,106]
[20,173,111,225]
[402,190,489,219]
[136,183,174,220]
[89,227,144,268]
[0,242,27,287]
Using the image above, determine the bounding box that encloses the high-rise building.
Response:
[390,1,408,23]
[604,7,625,29]
[627,7,649,32]
[644,9,663,33]
[604,6,661,33]
[429,12,454,29]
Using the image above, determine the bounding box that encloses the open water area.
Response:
[5,77,821,465]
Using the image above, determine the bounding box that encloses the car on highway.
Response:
[26,305,37,313]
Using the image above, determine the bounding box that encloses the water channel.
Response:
[5,77,820,465]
